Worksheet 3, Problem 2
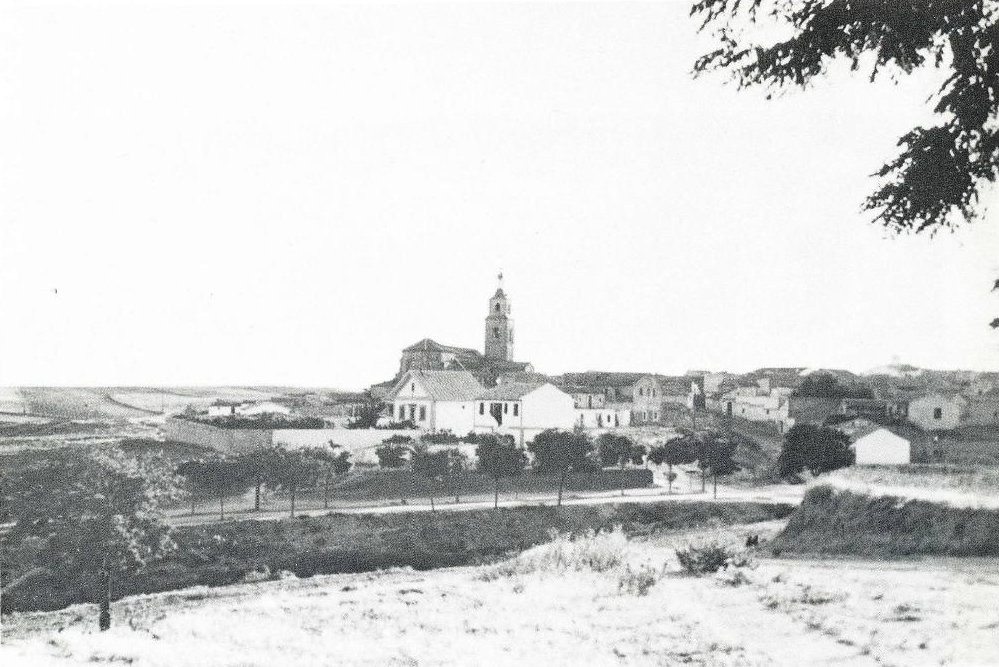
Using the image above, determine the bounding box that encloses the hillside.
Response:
[4,521,998,666]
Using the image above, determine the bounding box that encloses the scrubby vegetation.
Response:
[2,500,793,614]
[771,485,999,558]
[675,542,737,575]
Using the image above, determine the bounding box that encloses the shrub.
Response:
[487,528,628,578]
[617,564,659,596]
[675,542,735,575]
[421,430,461,444]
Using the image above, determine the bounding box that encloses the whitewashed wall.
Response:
[854,429,911,465]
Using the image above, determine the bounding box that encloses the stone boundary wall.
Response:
[163,417,272,454]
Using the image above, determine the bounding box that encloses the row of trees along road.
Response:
[175,442,352,520]
[1,447,183,632]
[381,428,741,508]
[647,430,740,499]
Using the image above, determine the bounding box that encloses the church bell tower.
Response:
[484,272,514,361]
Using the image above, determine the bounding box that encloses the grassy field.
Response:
[2,501,793,614]
[5,520,997,666]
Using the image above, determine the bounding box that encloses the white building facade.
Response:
[853,428,911,465]
[473,382,576,445]
[387,369,483,435]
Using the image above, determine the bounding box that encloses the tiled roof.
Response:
[560,371,647,388]
[402,338,481,356]
[477,382,546,400]
[498,371,551,385]
[638,375,695,397]
[392,370,484,402]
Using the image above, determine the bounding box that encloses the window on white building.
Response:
[513,404,519,416]
[419,406,426,421]
[479,403,485,415]
[934,407,943,419]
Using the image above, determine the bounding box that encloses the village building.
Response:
[237,401,292,417]
[387,369,484,434]
[908,392,967,431]
[963,390,999,426]
[393,274,532,388]
[631,375,703,425]
[472,382,576,445]
[786,396,842,428]
[701,371,737,395]
[557,371,646,402]
[851,426,911,465]
[206,400,241,418]
[575,403,633,430]
[839,397,908,423]
[206,400,291,418]
[716,383,793,430]
[566,388,607,409]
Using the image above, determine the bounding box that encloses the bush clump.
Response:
[676,542,736,575]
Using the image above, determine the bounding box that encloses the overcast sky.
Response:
[2,1,998,389]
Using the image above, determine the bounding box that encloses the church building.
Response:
[395,274,533,388]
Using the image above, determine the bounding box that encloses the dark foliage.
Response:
[183,415,326,430]
[779,423,855,477]
[345,397,386,429]
[374,443,411,469]
[420,430,462,444]
[794,374,873,399]
[476,435,528,508]
[676,542,735,575]
[691,0,999,235]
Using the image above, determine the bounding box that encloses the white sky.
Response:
[2,1,998,389]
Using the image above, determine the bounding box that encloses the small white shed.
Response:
[852,427,911,465]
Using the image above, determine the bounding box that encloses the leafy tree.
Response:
[597,433,642,496]
[692,1,999,325]
[648,435,698,494]
[3,447,180,630]
[316,442,353,509]
[528,429,595,507]
[176,456,250,520]
[421,430,461,444]
[375,442,410,469]
[779,423,854,477]
[268,447,323,517]
[794,373,873,399]
[444,448,468,504]
[410,445,449,512]
[235,446,285,512]
[475,435,527,508]
[346,395,386,429]
[693,431,740,499]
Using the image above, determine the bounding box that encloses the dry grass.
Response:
[4,519,999,666]
[818,464,999,509]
